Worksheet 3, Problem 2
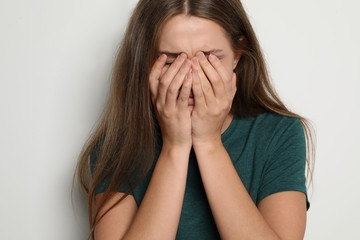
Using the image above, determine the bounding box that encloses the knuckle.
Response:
[203,84,212,92]
[193,78,201,86]
[221,102,229,111]
[216,108,224,117]
[178,95,187,102]
[212,76,221,85]
[159,79,167,88]
[180,84,189,93]
[223,74,230,82]
[183,79,191,87]
[228,73,234,81]
[209,108,219,117]
[155,101,162,111]
[193,84,201,92]
[162,107,173,118]
[225,77,232,85]
[196,91,203,98]
[160,67,169,78]
[168,85,177,94]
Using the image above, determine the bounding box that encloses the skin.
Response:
[95,14,307,240]
[150,14,240,148]
[150,14,307,239]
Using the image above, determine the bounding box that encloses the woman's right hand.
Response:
[149,53,193,150]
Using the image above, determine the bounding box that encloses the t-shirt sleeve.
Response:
[89,144,134,196]
[257,117,310,211]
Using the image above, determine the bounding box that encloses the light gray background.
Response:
[1,0,359,239]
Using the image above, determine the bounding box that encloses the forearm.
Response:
[193,141,280,240]
[123,145,190,240]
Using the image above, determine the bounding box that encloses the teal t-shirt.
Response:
[90,111,310,239]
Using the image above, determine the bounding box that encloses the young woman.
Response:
[75,0,316,239]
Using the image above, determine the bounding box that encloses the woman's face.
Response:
[158,14,240,79]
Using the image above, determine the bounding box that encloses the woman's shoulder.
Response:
[251,111,305,151]
[234,110,302,130]
[232,110,304,144]
[254,110,301,124]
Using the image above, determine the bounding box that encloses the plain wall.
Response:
[0,0,359,239]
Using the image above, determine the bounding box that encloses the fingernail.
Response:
[209,54,217,62]
[192,58,199,66]
[179,53,186,60]
[196,52,205,59]
[159,54,167,61]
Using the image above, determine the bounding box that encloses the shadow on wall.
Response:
[71,180,90,239]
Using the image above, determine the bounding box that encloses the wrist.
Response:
[192,137,223,152]
[161,143,192,157]
[158,144,191,170]
[162,137,192,150]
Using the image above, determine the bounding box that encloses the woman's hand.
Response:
[149,53,193,149]
[190,52,237,147]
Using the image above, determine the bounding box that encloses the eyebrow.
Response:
[159,49,224,58]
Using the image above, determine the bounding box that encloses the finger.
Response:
[208,53,233,96]
[166,59,191,106]
[191,69,206,109]
[160,65,169,79]
[158,53,187,105]
[196,52,225,98]
[177,69,193,109]
[191,57,215,106]
[149,54,167,102]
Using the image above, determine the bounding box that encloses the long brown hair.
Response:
[73,0,316,239]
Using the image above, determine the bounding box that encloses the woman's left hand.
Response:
[190,52,237,147]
